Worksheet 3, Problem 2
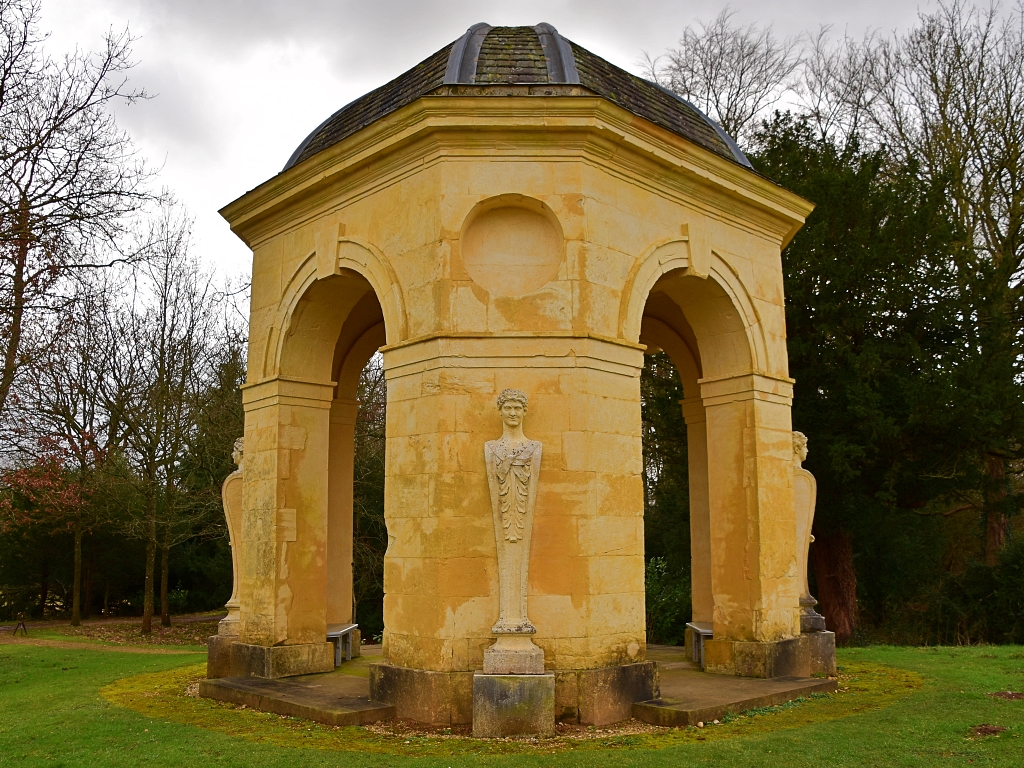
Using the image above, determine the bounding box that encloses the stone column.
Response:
[681,396,712,625]
[232,377,336,678]
[370,335,654,726]
[699,373,802,677]
[327,399,358,627]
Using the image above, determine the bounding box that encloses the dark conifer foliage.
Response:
[640,352,691,644]
[352,354,388,641]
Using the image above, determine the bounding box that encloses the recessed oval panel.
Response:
[461,205,563,297]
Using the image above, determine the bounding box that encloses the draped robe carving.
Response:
[485,437,542,633]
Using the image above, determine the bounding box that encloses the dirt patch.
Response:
[988,691,1024,700]
[971,724,1007,737]
[0,634,203,655]
[53,620,219,647]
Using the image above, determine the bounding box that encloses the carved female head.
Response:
[792,431,808,463]
[231,437,245,467]
[497,388,528,428]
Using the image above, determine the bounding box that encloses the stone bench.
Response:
[327,623,359,666]
[686,621,713,668]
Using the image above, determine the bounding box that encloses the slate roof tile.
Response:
[284,25,747,171]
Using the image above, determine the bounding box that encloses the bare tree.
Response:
[798,27,887,146]
[644,7,801,143]
[6,280,121,625]
[0,0,153,423]
[111,205,220,633]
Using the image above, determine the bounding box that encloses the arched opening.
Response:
[327,289,387,642]
[639,348,690,644]
[638,265,756,646]
[261,262,395,649]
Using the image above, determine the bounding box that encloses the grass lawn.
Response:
[0,641,1022,767]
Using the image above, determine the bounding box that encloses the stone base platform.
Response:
[634,644,837,727]
[198,645,835,732]
[472,673,555,737]
[703,632,837,678]
[370,660,659,726]
[199,665,394,726]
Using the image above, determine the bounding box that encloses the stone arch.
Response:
[252,239,396,649]
[335,237,408,344]
[266,238,406,381]
[639,315,699,396]
[620,241,768,379]
[638,313,712,627]
[635,257,797,644]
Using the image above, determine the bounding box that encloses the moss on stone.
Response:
[100,660,922,757]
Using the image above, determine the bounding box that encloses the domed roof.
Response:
[283,23,750,172]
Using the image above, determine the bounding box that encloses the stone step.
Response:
[199,672,395,726]
[633,674,837,727]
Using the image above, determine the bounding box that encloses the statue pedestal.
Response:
[483,634,544,674]
[472,673,555,737]
[217,600,240,637]
[800,595,827,633]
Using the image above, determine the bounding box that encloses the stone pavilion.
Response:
[205,22,836,727]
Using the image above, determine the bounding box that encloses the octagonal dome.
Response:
[283,23,750,172]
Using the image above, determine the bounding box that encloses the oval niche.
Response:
[461,200,563,297]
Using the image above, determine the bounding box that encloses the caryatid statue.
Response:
[483,388,545,674]
[218,438,245,637]
[793,431,826,633]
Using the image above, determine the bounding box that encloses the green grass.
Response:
[1,643,1022,766]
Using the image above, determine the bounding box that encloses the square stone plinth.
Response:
[472,673,555,738]
[703,633,836,678]
[229,642,334,679]
[483,635,544,674]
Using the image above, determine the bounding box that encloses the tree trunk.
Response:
[83,560,93,620]
[811,529,858,643]
[71,526,83,626]
[39,560,49,619]
[984,454,1008,566]
[142,500,156,634]
[0,198,29,420]
[103,580,109,617]
[160,532,171,627]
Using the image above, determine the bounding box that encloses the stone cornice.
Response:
[698,372,795,407]
[221,96,813,250]
[380,332,646,382]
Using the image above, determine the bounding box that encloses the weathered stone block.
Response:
[550,662,659,724]
[369,663,474,725]
[472,674,555,737]
[577,661,659,725]
[483,636,545,674]
[798,631,837,677]
[703,633,836,678]
[206,635,237,679]
[229,642,334,679]
[553,670,580,722]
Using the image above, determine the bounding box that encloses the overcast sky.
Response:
[39,0,933,279]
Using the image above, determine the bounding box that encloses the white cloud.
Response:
[37,0,929,279]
